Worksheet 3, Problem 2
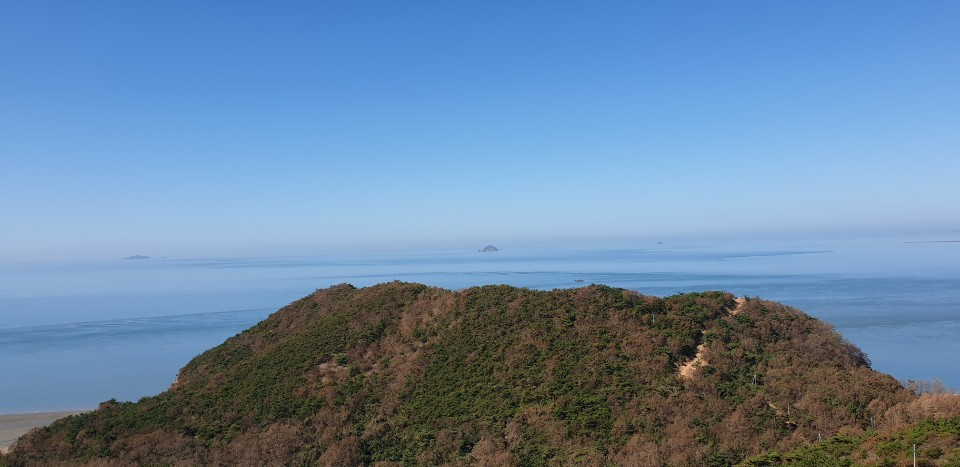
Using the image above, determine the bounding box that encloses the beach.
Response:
[0,411,86,453]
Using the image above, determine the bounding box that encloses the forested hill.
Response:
[2,282,943,466]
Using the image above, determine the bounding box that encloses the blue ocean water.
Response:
[1,239,958,413]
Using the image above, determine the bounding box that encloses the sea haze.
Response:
[0,238,958,413]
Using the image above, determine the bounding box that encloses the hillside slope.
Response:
[741,394,960,466]
[2,283,915,466]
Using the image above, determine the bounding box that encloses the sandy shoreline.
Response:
[0,411,87,453]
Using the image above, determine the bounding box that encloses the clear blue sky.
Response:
[2,1,958,260]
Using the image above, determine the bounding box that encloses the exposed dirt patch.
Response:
[678,297,745,379]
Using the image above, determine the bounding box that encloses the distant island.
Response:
[478,245,498,252]
[124,255,150,260]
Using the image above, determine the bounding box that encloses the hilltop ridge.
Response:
[2,282,943,466]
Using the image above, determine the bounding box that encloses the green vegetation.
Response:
[740,415,960,466]
[2,282,951,466]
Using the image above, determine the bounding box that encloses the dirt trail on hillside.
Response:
[678,297,746,379]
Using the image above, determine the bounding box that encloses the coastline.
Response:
[0,411,87,453]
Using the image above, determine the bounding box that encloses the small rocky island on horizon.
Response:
[124,255,150,260]
[478,245,498,252]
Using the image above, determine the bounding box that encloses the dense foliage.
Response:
[1,282,929,466]
[741,413,960,466]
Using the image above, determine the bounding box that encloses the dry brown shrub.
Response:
[218,423,303,466]
[611,435,662,467]
[520,405,569,447]
[662,419,703,466]
[470,435,518,466]
[883,394,960,429]
[308,409,351,447]
[317,435,361,466]
[107,430,196,465]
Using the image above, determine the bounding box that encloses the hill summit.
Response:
[2,283,926,465]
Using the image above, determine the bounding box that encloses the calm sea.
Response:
[1,239,958,414]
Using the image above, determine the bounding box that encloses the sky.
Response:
[1,1,958,260]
